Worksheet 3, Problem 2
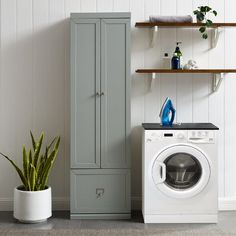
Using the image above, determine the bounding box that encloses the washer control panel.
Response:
[146,131,187,142]
[145,130,215,143]
[188,130,214,143]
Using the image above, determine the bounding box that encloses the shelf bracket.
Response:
[150,26,158,47]
[148,73,157,91]
[151,73,156,80]
[213,73,224,92]
[211,27,224,48]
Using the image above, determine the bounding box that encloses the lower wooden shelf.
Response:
[135,69,236,92]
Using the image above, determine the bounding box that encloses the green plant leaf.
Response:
[202,33,208,39]
[48,137,57,151]
[38,137,60,190]
[213,10,217,16]
[205,6,212,12]
[23,146,29,184]
[55,136,61,150]
[206,19,213,27]
[197,12,205,22]
[36,154,43,171]
[30,131,36,151]
[33,132,44,169]
[29,164,37,191]
[38,148,48,173]
[37,151,55,189]
[29,149,32,164]
[27,150,33,189]
[0,152,27,188]
[40,160,53,190]
[199,26,206,33]
[39,150,57,189]
[200,6,205,12]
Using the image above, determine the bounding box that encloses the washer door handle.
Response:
[157,162,166,183]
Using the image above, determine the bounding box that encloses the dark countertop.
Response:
[142,123,219,130]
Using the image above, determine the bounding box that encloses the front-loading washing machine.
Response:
[142,123,219,223]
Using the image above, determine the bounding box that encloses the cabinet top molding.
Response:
[71,12,131,19]
[135,22,236,27]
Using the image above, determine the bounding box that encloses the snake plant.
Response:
[0,132,60,191]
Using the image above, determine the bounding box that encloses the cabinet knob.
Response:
[100,92,104,96]
[96,92,100,97]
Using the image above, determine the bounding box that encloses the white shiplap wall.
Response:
[0,0,236,210]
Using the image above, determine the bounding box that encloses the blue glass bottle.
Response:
[171,52,180,69]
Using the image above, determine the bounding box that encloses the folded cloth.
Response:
[149,15,193,23]
[183,60,199,70]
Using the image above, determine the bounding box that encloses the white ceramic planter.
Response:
[14,186,52,223]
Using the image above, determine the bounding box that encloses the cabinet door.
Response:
[71,19,101,168]
[70,169,131,214]
[101,19,131,168]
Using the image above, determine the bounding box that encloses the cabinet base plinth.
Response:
[70,213,131,220]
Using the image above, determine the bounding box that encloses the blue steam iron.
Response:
[159,97,176,126]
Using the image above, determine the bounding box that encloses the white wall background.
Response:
[0,0,236,210]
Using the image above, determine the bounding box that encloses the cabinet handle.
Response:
[100,92,104,96]
[96,188,105,198]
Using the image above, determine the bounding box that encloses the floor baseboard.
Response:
[0,196,235,211]
[0,197,70,211]
[219,197,236,210]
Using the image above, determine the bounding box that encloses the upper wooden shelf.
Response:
[135,22,236,28]
[136,69,236,73]
[135,22,236,48]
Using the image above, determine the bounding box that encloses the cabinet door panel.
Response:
[101,19,130,168]
[70,169,131,214]
[71,19,101,168]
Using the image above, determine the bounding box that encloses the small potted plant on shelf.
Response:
[193,6,217,39]
[0,131,60,223]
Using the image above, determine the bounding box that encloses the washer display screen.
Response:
[164,153,202,190]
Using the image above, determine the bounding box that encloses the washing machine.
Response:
[142,123,219,223]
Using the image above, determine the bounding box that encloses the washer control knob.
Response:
[177,132,185,139]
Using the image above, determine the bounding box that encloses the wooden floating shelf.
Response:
[136,69,236,92]
[135,22,236,48]
[135,22,236,28]
[136,69,236,74]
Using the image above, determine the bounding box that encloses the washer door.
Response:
[152,145,210,199]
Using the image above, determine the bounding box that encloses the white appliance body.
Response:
[142,128,218,223]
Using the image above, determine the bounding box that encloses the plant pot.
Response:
[14,186,52,223]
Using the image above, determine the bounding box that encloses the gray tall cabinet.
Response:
[70,13,131,219]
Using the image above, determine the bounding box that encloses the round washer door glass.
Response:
[152,145,210,199]
[164,153,202,190]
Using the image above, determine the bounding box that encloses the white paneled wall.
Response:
[0,0,236,210]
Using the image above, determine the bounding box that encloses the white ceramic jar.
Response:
[14,186,52,223]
